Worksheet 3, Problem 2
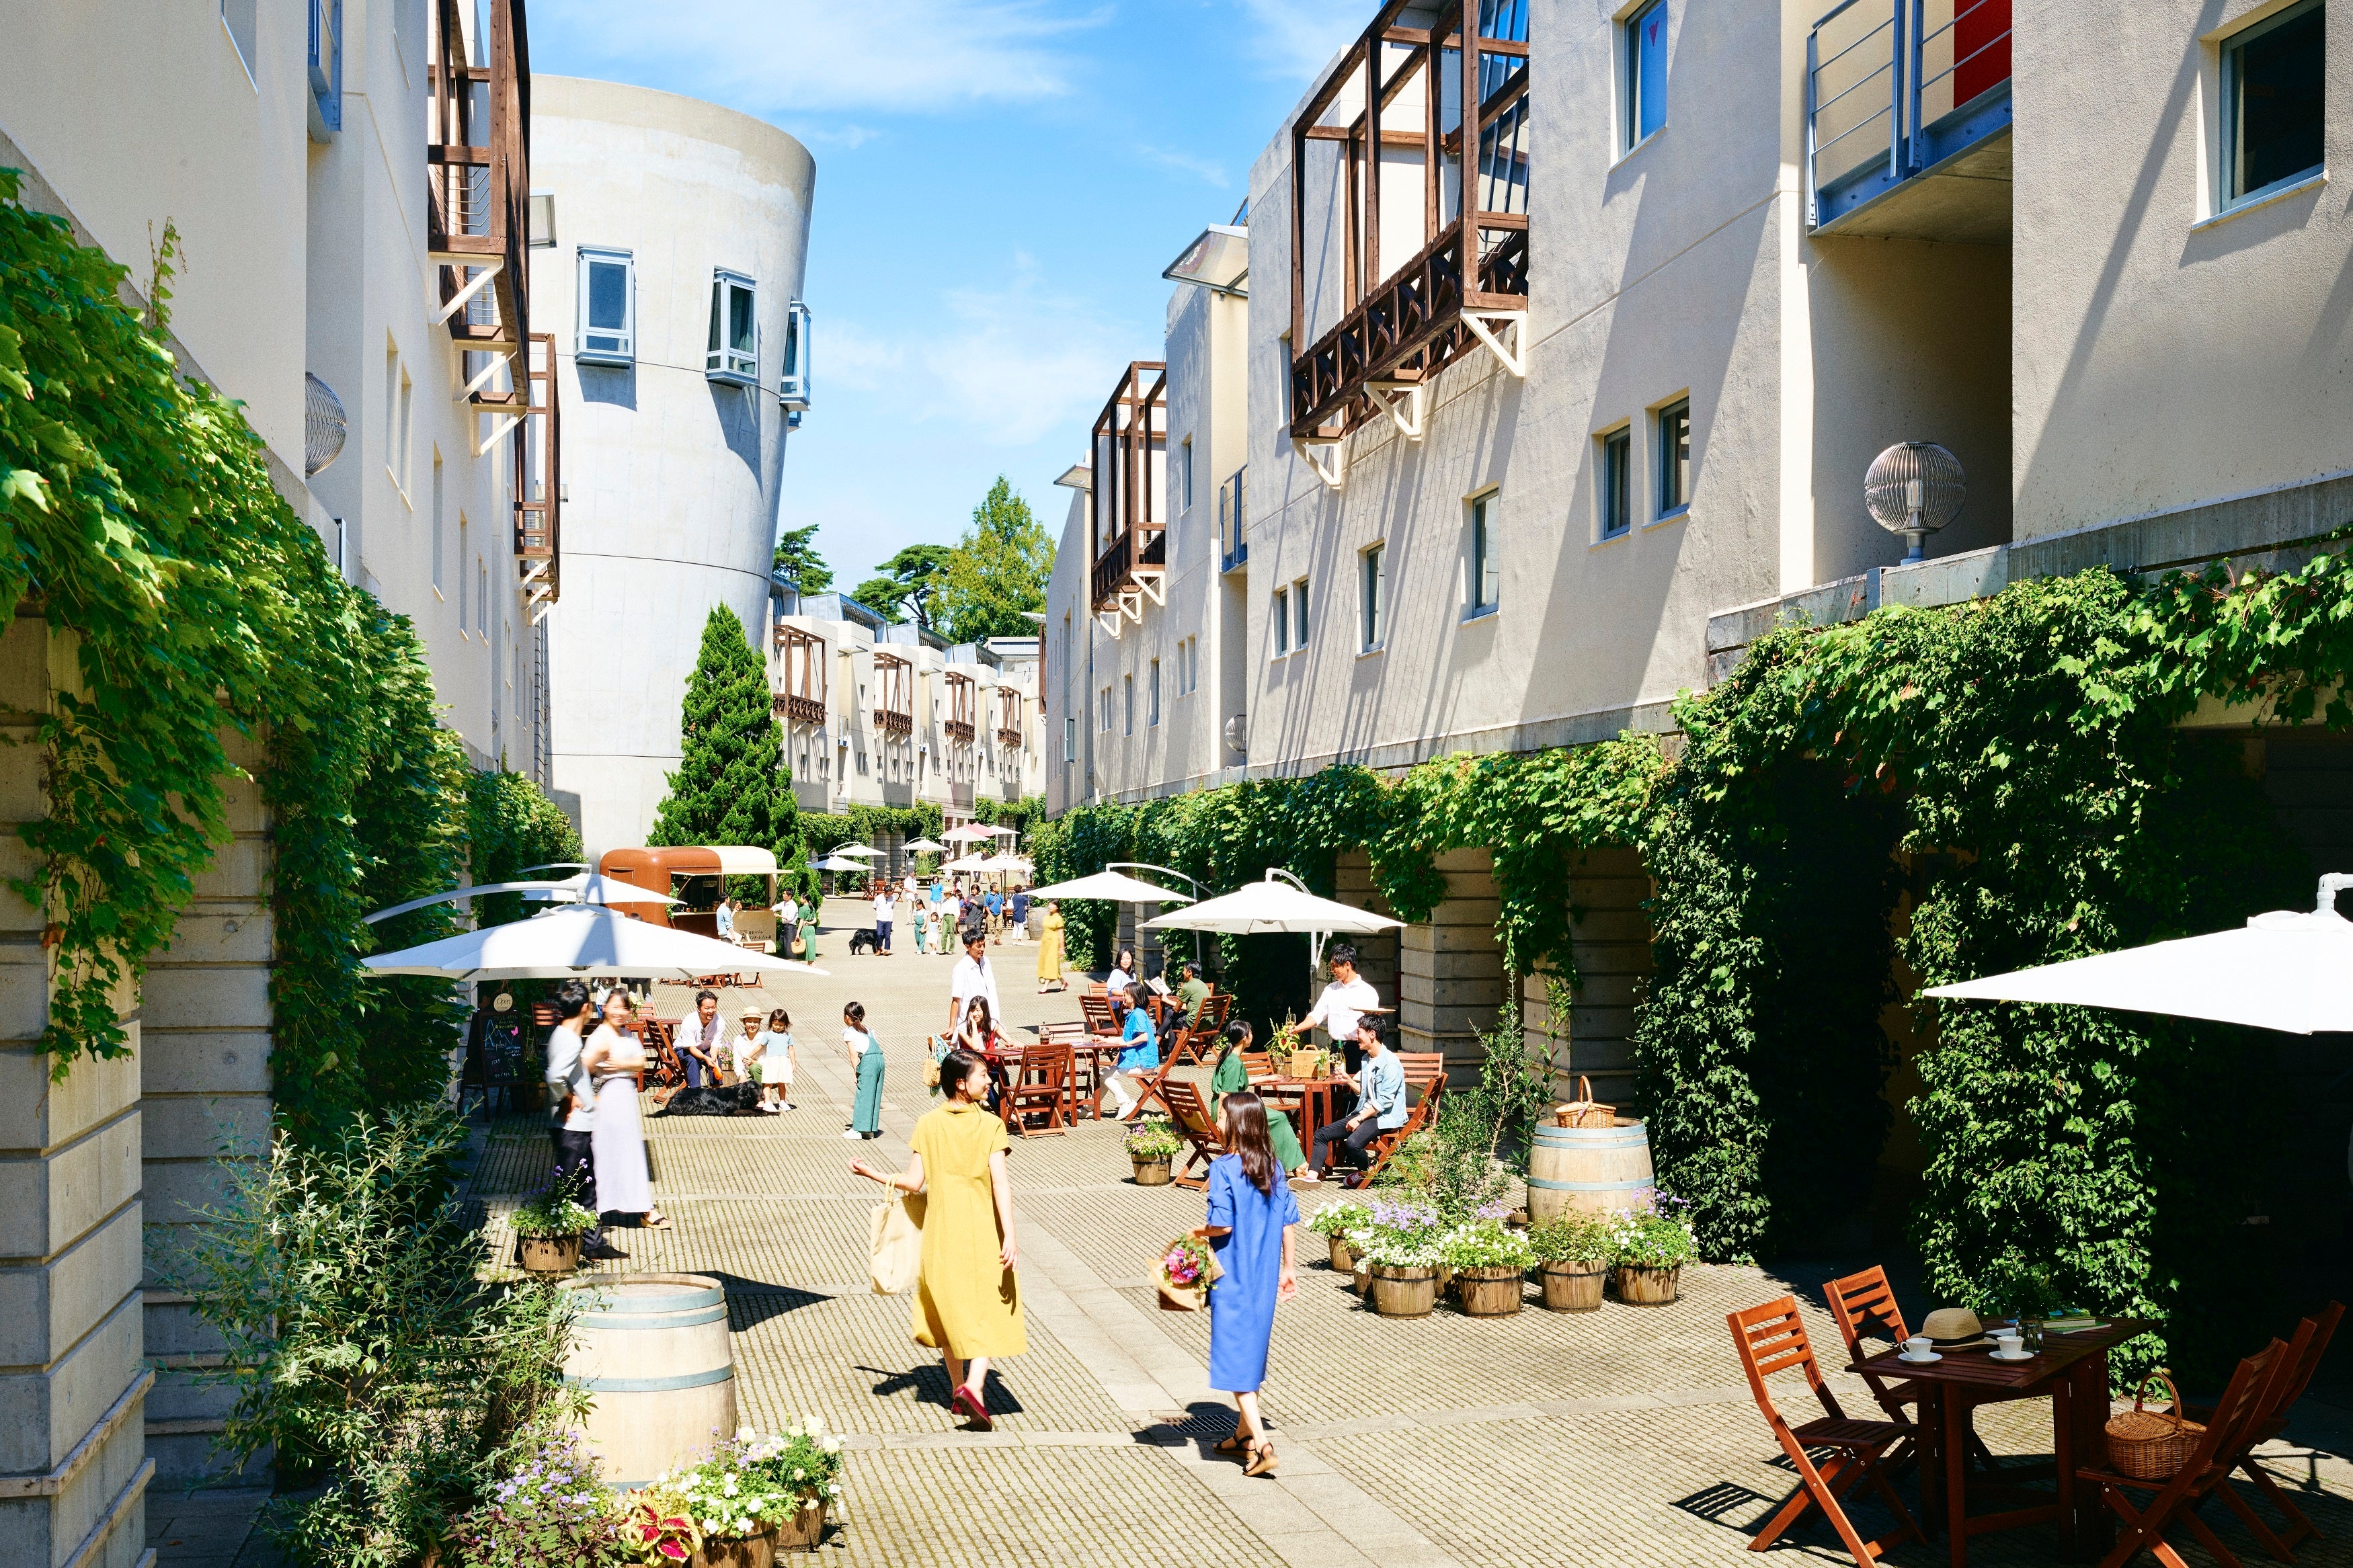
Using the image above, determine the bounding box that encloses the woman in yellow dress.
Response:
[850,1048,1025,1429]
[1035,899,1067,993]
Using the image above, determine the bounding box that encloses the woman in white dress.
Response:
[580,991,670,1229]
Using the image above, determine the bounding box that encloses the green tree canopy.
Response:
[934,476,1054,643]
[649,608,797,869]
[852,543,955,629]
[772,522,832,591]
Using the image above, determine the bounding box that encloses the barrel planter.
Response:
[1538,1262,1607,1312]
[1327,1235,1357,1272]
[1131,1157,1172,1187]
[518,1233,583,1277]
[1368,1264,1439,1319]
[771,1503,826,1553]
[690,1528,777,1568]
[1527,1118,1654,1224]
[1453,1267,1524,1317]
[1612,1264,1681,1306]
[1351,1262,1369,1295]
[559,1274,735,1487]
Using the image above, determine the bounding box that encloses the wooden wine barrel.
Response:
[1526,1118,1654,1224]
[559,1274,735,1487]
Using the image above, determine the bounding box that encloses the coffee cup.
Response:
[1994,1331,2024,1356]
[1901,1335,1933,1360]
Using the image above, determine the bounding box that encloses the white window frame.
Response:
[576,247,635,366]
[707,270,760,386]
[1123,673,1134,736]
[1466,490,1501,617]
[1598,425,1632,541]
[1148,658,1161,726]
[1622,0,1669,155]
[1360,542,1387,651]
[1654,396,1691,521]
[779,300,814,410]
[2219,0,2325,211]
[1271,588,1289,657]
[430,447,446,597]
[1292,577,1311,650]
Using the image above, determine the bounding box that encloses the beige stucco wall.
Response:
[535,77,815,855]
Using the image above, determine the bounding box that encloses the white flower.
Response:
[820,1436,841,1454]
[786,1421,803,1438]
[735,1517,752,1535]
[736,1423,756,1442]
[804,1413,826,1435]
[702,1518,721,1534]
[791,1469,805,1481]
[827,1482,841,1495]
[723,1475,739,1496]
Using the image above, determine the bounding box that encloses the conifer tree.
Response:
[649,608,800,882]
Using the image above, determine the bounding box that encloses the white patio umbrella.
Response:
[943,823,998,843]
[830,843,885,859]
[1923,874,2353,1036]
[1146,868,1403,972]
[364,872,678,925]
[943,853,990,872]
[978,852,1030,873]
[1027,870,1196,905]
[365,902,828,982]
[811,855,869,873]
[903,837,949,854]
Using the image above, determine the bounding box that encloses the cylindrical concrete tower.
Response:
[531,77,815,854]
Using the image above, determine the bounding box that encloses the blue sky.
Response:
[531,0,1366,587]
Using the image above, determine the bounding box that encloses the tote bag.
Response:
[868,1192,926,1295]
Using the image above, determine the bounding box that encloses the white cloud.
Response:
[1232,0,1366,79]
[536,0,1107,115]
[1138,145,1230,188]
[918,278,1133,448]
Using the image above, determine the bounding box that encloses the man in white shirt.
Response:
[771,890,801,961]
[677,989,725,1086]
[948,926,1002,1031]
[1302,943,1381,1071]
[873,884,895,956]
[542,980,624,1260]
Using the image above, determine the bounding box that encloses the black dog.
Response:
[847,927,881,955]
[652,1081,762,1116]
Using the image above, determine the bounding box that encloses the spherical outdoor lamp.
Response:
[1865,442,1964,563]
[1224,711,1248,759]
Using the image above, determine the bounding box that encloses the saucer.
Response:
[1897,1351,1942,1364]
[1989,1349,2034,1362]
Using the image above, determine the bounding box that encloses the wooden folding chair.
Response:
[2182,1305,2339,1559]
[1728,1296,1921,1565]
[1080,992,1118,1037]
[1351,1058,1447,1187]
[1162,1079,1228,1190]
[1824,1266,2001,1477]
[2078,1337,2289,1568]
[639,1020,686,1091]
[1198,992,1234,1032]
[1121,1028,1192,1122]
[1002,1044,1072,1137]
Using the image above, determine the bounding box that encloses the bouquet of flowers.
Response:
[1156,1230,1223,1311]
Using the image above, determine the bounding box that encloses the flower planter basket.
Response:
[517,1233,583,1277]
[1369,1263,1439,1319]
[1538,1262,1607,1313]
[772,1503,826,1554]
[1131,1157,1172,1187]
[690,1524,779,1567]
[1612,1263,1681,1306]
[1351,1263,1369,1295]
[1327,1235,1357,1272]
[1453,1266,1524,1317]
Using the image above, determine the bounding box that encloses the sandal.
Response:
[1245,1440,1280,1477]
[641,1214,673,1230]
[1213,1434,1250,1456]
[950,1384,994,1431]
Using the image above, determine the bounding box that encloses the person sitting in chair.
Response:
[1311,1018,1404,1180]
[1105,989,1160,1119]
[1159,960,1211,1049]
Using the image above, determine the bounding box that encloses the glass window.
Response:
[1626,0,1668,149]
[707,271,758,385]
[1601,429,1632,539]
[1469,494,1500,612]
[577,249,633,365]
[527,192,555,249]
[430,449,444,591]
[1123,674,1134,735]
[1149,659,1161,725]
[1293,578,1310,648]
[1362,544,1386,649]
[2224,0,2323,207]
[779,301,813,411]
[1182,438,1195,513]
[1064,714,1077,761]
[1478,97,1532,216]
[1272,589,1289,656]
[1656,399,1691,516]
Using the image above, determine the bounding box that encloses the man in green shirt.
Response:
[1160,960,1211,1047]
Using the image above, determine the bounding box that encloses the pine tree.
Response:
[649,608,800,880]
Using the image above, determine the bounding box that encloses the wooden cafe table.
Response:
[1848,1318,2150,1567]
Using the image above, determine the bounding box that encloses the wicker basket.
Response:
[2105,1371,2204,1481]
[1552,1076,1617,1130]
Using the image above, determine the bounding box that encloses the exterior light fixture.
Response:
[1224,712,1247,756]
[1865,442,1964,563]
[305,372,347,476]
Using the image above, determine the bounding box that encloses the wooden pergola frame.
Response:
[773,625,827,727]
[871,652,914,737]
[944,670,977,745]
[1288,0,1531,460]
[1088,361,1169,631]
[996,687,1023,751]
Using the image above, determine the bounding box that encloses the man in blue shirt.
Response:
[1311,1018,1405,1180]
[1105,990,1159,1118]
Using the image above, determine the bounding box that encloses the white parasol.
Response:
[830,844,885,859]
[903,837,949,854]
[943,853,991,872]
[811,855,871,873]
[1146,868,1402,971]
[943,824,994,843]
[364,872,678,925]
[365,902,828,982]
[1027,871,1195,905]
[978,852,1030,874]
[1924,874,2353,1036]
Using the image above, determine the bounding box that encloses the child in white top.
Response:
[753,1007,796,1113]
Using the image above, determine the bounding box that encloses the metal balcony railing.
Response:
[1806,0,2013,231]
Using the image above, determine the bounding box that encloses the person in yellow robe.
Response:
[1035,900,1067,993]
[851,1048,1025,1429]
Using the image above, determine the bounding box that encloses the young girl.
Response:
[754,1007,797,1113]
[844,1001,885,1141]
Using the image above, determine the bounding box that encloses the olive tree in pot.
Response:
[1125,1117,1183,1186]
[1608,1195,1698,1306]
[1528,1211,1613,1312]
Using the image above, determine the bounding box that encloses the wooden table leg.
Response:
[2074,1354,2114,1558]
[2053,1367,2077,1561]
[1920,1386,1946,1534]
[1946,1385,1970,1568]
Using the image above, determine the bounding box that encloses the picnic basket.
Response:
[2104,1371,2204,1480]
[1552,1076,1616,1130]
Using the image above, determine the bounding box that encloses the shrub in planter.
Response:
[511,1171,598,1277]
[1350,1200,1445,1319]
[448,1432,619,1566]
[1608,1197,1698,1306]
[1306,1199,1372,1271]
[633,1419,846,1564]
[1527,1212,1613,1312]
[1125,1118,1183,1185]
[1436,1221,1534,1317]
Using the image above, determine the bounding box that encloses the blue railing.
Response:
[1805,0,2012,230]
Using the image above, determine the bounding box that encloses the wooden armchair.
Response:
[1121,1028,1193,1122]
[1002,1044,1072,1137]
[1161,1079,1228,1191]
[1079,992,1118,1038]
[1037,1021,1102,1120]
[1728,1296,1920,1565]
[1198,992,1234,1032]
[1823,1266,1997,1477]
[1352,1057,1447,1187]
[2077,1337,2288,1568]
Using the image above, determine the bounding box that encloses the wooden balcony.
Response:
[944,670,976,745]
[996,689,1023,751]
[426,0,528,355]
[873,652,914,737]
[512,332,560,608]
[775,625,826,725]
[1088,362,1168,621]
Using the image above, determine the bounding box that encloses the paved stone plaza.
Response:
[156,901,2353,1566]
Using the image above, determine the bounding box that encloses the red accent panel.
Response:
[1953,0,2011,107]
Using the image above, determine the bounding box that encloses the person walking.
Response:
[947,927,1003,1033]
[850,1048,1025,1431]
[579,989,670,1230]
[1035,900,1066,993]
[1199,1091,1300,1476]
[913,903,932,954]
[873,884,895,956]
[844,1000,885,1141]
[541,980,625,1260]
[754,1006,797,1112]
[1209,1018,1310,1178]
[1009,886,1029,944]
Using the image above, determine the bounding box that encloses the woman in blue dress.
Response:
[1199,1090,1300,1477]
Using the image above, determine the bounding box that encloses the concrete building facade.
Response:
[533,79,817,857]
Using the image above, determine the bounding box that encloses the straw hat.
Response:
[1920,1307,1985,1346]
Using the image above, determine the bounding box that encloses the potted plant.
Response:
[1607,1196,1697,1306]
[1351,1199,1443,1318]
[1437,1221,1534,1317]
[1125,1118,1183,1186]
[635,1419,847,1565]
[1306,1199,1371,1271]
[1527,1211,1613,1312]
[512,1172,598,1277]
[449,1432,619,1566]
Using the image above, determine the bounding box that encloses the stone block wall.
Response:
[1393,848,1505,1082]
[1521,846,1654,1112]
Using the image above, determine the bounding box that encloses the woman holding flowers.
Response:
[1198,1089,1300,1477]
[850,1048,1025,1430]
